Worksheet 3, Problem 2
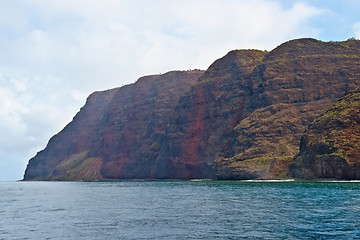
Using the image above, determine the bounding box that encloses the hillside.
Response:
[215,38,360,179]
[24,71,203,180]
[291,89,360,179]
[23,38,360,180]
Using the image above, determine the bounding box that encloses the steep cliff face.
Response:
[99,71,204,179]
[170,38,360,179]
[23,88,119,180]
[164,50,266,179]
[24,70,203,180]
[290,89,360,179]
[24,38,360,180]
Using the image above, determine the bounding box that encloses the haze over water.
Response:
[1,181,360,239]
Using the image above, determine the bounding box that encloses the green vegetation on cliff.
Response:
[291,89,360,179]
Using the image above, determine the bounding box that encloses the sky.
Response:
[0,0,360,181]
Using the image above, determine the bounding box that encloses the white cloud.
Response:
[354,22,360,39]
[0,0,327,180]
[0,68,84,180]
[0,149,27,181]
[0,0,325,90]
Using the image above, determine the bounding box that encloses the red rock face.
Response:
[179,84,206,178]
[99,71,204,179]
[24,71,203,180]
[164,50,265,179]
[24,38,360,180]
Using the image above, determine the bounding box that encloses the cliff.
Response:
[24,38,360,180]
[290,89,360,179]
[215,38,360,179]
[24,71,203,180]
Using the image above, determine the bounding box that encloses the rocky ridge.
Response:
[23,38,360,180]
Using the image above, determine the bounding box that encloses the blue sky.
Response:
[0,0,360,181]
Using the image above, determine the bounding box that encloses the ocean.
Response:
[1,180,360,239]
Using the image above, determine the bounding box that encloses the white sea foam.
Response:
[189,179,212,182]
[242,179,295,182]
[319,180,360,183]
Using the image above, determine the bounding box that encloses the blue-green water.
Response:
[1,180,360,239]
